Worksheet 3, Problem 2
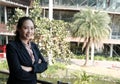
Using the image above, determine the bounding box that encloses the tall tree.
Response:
[71,8,111,66]
[7,8,25,32]
[7,0,72,65]
[29,0,72,64]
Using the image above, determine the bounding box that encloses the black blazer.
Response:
[6,39,48,84]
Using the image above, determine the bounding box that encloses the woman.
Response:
[6,16,48,84]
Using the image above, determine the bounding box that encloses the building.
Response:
[0,0,32,58]
[0,0,120,57]
[39,0,120,56]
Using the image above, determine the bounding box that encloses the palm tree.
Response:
[71,8,111,66]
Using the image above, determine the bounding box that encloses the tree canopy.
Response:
[7,0,72,64]
[71,8,111,65]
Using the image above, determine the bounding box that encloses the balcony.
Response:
[0,23,15,36]
[40,0,120,14]
[0,0,29,8]
[6,0,31,6]
[111,32,120,39]
[0,23,7,32]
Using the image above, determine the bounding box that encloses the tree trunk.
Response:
[91,43,94,65]
[83,41,91,66]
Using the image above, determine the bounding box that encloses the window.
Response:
[0,6,4,23]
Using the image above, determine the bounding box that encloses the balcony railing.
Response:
[40,0,120,14]
[0,70,53,84]
[0,70,70,84]
[0,23,7,32]
[111,32,120,39]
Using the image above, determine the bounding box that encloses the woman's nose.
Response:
[28,28,32,33]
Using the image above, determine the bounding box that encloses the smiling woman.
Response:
[15,16,35,42]
[6,16,48,84]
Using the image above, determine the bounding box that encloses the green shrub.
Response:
[72,55,85,59]
[94,55,106,61]
[73,54,120,62]
[72,71,93,84]
[0,60,8,70]
[39,62,66,78]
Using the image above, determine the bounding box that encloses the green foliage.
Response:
[7,8,25,32]
[112,57,120,61]
[0,74,8,84]
[7,0,73,64]
[53,62,66,70]
[71,8,111,49]
[29,0,42,19]
[94,55,120,61]
[73,55,120,61]
[0,60,8,70]
[40,65,58,78]
[49,20,72,62]
[70,8,111,65]
[32,17,73,64]
[40,62,66,78]
[94,55,107,60]
[72,71,93,84]
[72,55,86,59]
[29,0,73,64]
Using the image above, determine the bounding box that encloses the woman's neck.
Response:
[20,38,29,45]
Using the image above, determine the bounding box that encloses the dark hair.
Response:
[15,16,35,40]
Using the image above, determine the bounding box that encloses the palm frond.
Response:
[70,8,111,50]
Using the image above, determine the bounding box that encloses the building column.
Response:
[103,0,106,9]
[110,44,113,57]
[0,6,1,22]
[49,0,53,20]
[48,0,53,65]
[4,6,7,24]
[26,7,29,16]
[43,8,46,18]
[6,35,8,44]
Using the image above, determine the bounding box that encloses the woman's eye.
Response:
[23,26,34,30]
[23,26,27,29]
[31,27,34,30]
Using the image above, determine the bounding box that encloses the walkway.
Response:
[67,59,120,79]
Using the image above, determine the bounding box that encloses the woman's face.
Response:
[18,20,34,41]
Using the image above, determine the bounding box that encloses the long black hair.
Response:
[15,16,35,40]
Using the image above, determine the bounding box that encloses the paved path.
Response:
[67,59,120,79]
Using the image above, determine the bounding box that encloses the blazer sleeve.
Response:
[6,43,35,81]
[32,44,48,73]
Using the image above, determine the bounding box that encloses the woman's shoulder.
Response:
[7,40,20,48]
[6,41,17,49]
[7,40,16,45]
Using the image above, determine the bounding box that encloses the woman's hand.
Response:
[21,65,32,72]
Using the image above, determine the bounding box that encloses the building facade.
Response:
[0,0,32,57]
[39,0,120,56]
[0,0,120,56]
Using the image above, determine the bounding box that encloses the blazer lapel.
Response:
[31,43,39,63]
[16,40,33,63]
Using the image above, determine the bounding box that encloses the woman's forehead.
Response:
[23,20,34,26]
